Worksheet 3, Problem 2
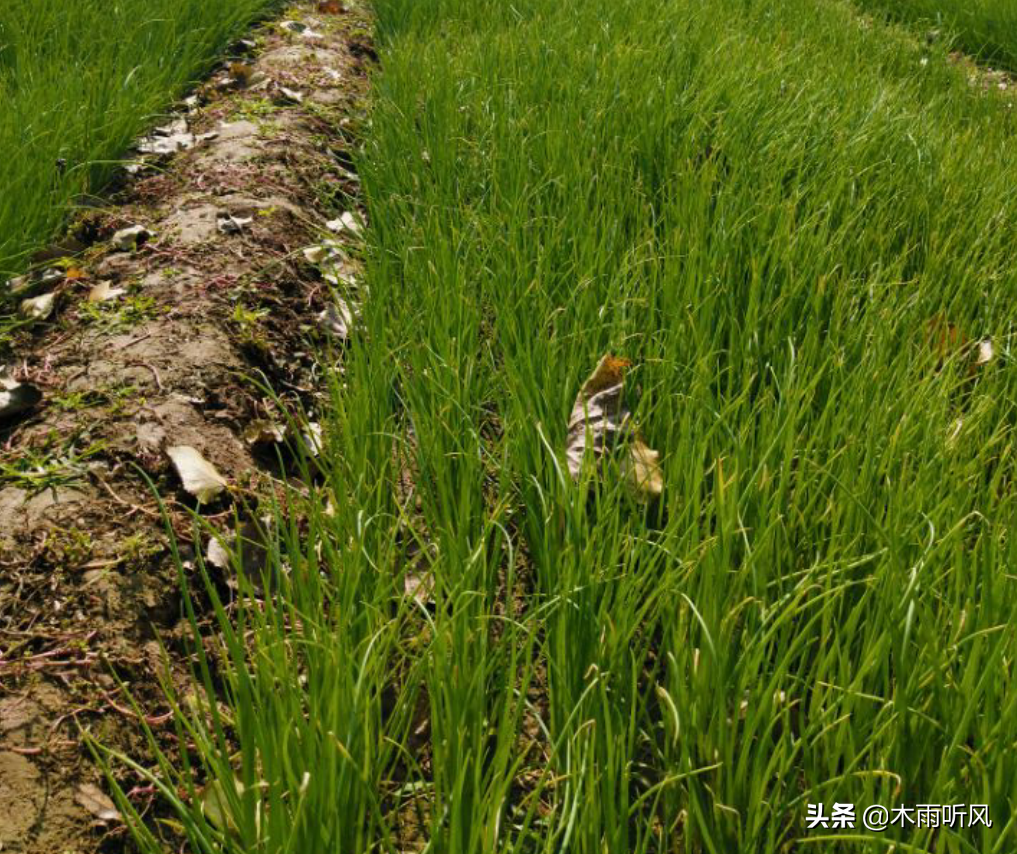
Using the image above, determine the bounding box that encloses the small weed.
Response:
[230,301,271,350]
[0,435,106,493]
[79,293,158,334]
[51,383,141,415]
[118,530,162,563]
[229,96,280,121]
[44,526,95,567]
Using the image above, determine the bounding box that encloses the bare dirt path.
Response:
[0,3,371,850]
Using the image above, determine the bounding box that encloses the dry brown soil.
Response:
[0,3,372,850]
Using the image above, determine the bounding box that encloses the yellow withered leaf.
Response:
[622,437,664,498]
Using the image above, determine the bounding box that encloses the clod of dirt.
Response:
[166,445,229,503]
[0,752,44,844]
[111,225,153,251]
[0,366,43,421]
[18,291,56,320]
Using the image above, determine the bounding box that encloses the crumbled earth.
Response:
[0,3,372,851]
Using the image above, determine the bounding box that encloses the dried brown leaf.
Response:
[565,354,663,500]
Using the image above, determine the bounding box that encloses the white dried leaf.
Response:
[217,214,253,235]
[318,300,355,339]
[303,245,328,264]
[304,422,323,457]
[326,211,363,236]
[88,281,126,302]
[19,292,55,320]
[112,225,152,252]
[0,368,42,421]
[206,535,232,570]
[75,783,121,823]
[280,20,322,39]
[566,355,631,480]
[405,572,435,606]
[8,267,63,298]
[243,419,287,445]
[976,339,994,366]
[137,131,195,155]
[157,117,188,137]
[0,365,17,391]
[136,116,195,154]
[167,446,229,504]
[323,265,358,287]
[279,86,304,104]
